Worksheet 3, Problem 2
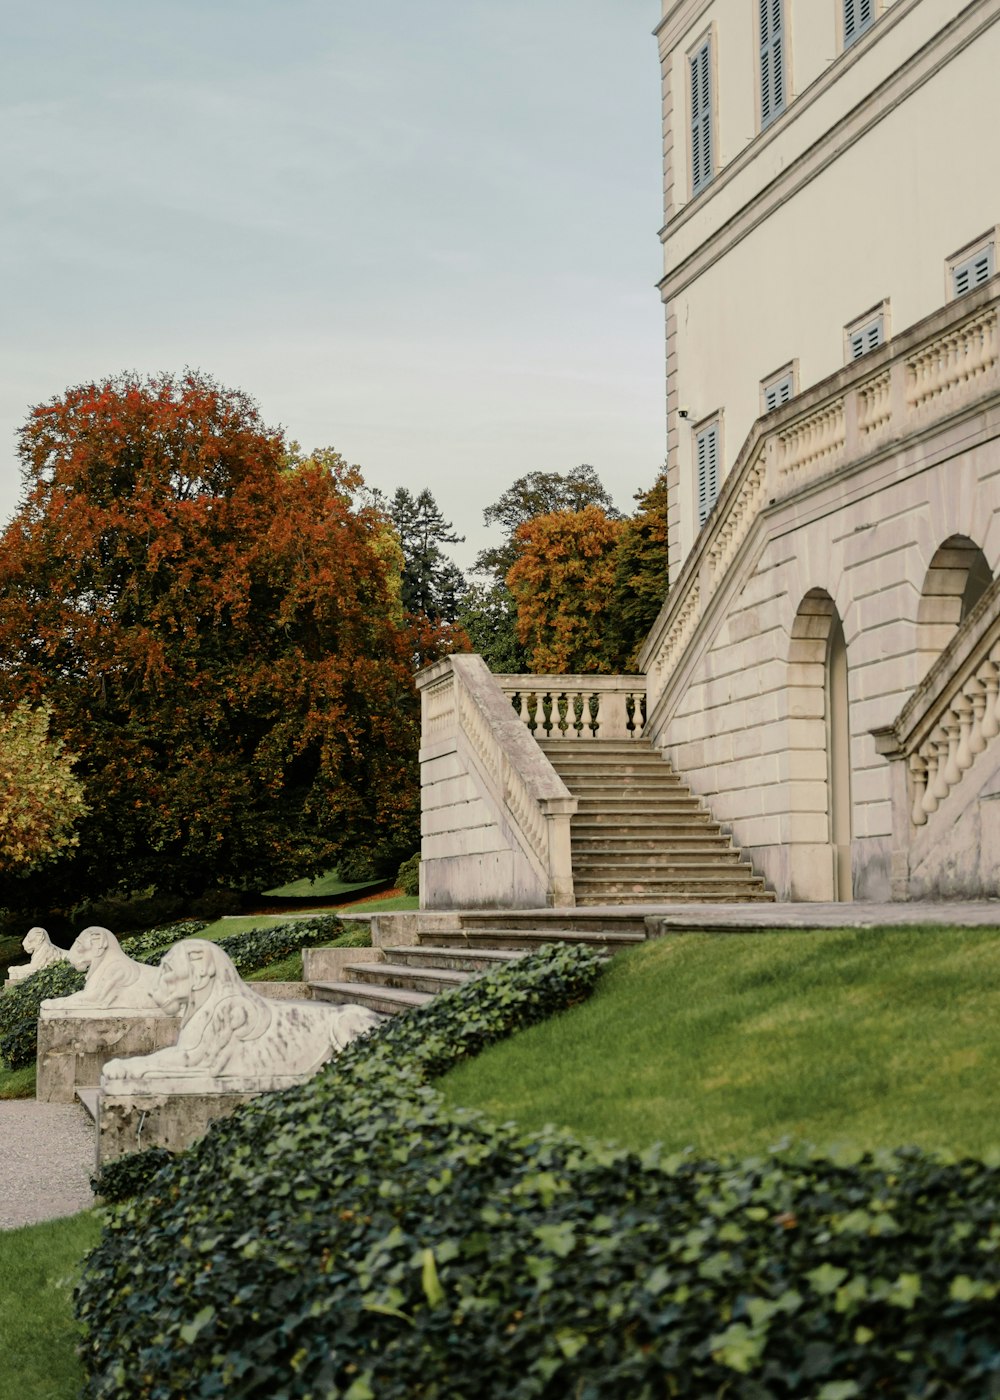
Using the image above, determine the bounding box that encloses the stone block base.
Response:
[97,1091,260,1166]
[37,1014,181,1105]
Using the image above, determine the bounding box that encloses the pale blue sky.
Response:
[2,1,664,568]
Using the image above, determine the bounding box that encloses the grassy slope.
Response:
[439,926,1000,1159]
[0,1211,102,1400]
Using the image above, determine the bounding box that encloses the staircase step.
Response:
[310,981,432,1015]
[383,945,524,973]
[420,928,646,953]
[571,851,744,869]
[343,960,473,995]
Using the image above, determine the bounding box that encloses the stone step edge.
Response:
[343,961,471,987]
[310,981,432,1009]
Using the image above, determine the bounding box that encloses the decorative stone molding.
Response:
[101,939,381,1095]
[4,927,67,986]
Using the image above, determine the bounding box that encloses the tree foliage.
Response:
[606,466,670,668]
[388,487,466,623]
[0,371,420,905]
[506,504,624,673]
[0,702,89,874]
[462,465,618,671]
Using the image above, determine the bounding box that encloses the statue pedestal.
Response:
[96,1090,261,1165]
[37,1010,181,1105]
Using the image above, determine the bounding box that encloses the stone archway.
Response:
[787,589,853,901]
[916,535,992,676]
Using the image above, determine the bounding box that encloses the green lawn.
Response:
[439,926,1000,1159]
[263,869,385,898]
[0,1211,102,1400]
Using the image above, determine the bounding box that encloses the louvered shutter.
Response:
[844,0,874,48]
[764,373,793,411]
[690,41,713,195]
[849,315,884,359]
[953,247,995,297]
[760,0,785,128]
[697,422,720,526]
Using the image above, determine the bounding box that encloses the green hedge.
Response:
[76,945,1000,1398]
[0,961,84,1069]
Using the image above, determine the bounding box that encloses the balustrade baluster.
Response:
[931,733,951,799]
[969,681,987,755]
[955,696,974,771]
[922,747,940,814]
[909,754,929,826]
[942,717,962,788]
[982,661,1000,739]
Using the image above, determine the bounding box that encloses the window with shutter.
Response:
[696,421,720,526]
[760,0,785,129]
[952,245,995,297]
[690,40,713,196]
[844,0,875,49]
[848,314,884,360]
[763,372,794,411]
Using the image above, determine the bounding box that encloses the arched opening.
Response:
[917,535,992,675]
[788,590,853,901]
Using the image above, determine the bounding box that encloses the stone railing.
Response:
[494,674,647,741]
[873,574,1000,828]
[418,654,577,907]
[640,277,1000,712]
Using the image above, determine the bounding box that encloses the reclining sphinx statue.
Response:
[6,926,69,985]
[101,939,382,1095]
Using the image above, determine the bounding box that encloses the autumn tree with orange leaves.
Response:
[0,371,420,908]
[506,504,625,673]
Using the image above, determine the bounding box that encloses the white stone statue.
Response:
[40,926,163,1017]
[101,939,381,1095]
[6,926,68,984]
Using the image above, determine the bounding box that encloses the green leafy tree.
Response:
[607,467,670,667]
[0,702,89,873]
[506,505,624,673]
[463,466,618,671]
[0,371,420,907]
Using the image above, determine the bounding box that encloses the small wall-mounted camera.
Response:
[678,408,691,419]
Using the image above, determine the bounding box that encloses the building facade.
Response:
[417,2,1000,908]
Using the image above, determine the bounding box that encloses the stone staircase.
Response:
[539,738,774,903]
[307,910,647,1017]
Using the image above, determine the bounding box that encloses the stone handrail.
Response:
[494,674,647,741]
[639,276,1000,716]
[873,574,1000,827]
[419,654,577,906]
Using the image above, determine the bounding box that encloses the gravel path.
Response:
[0,1100,95,1230]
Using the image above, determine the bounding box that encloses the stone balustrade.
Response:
[494,674,647,741]
[640,281,1000,714]
[874,575,1000,828]
[418,654,577,908]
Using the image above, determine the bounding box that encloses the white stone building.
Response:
[418,0,1000,907]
